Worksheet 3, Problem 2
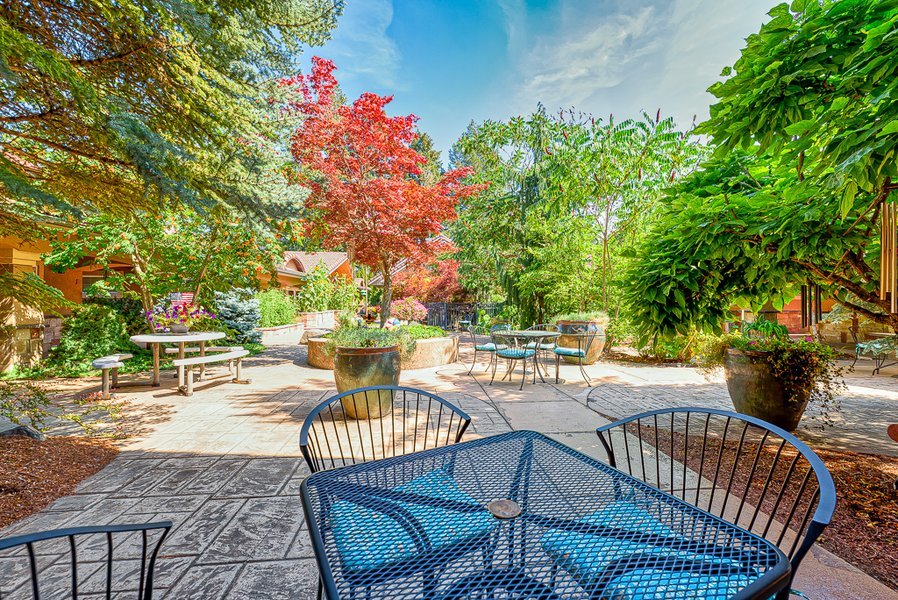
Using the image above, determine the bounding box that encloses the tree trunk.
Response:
[379,265,392,327]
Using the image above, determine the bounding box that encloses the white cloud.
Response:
[517,5,662,108]
[499,0,769,128]
[325,0,400,88]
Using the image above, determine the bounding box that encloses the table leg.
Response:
[199,341,206,381]
[535,338,548,383]
[178,342,185,389]
[152,344,160,387]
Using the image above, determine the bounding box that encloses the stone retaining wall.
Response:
[258,323,305,346]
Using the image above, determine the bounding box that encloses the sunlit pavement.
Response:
[1,340,895,599]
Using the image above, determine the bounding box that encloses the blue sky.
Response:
[301,0,772,161]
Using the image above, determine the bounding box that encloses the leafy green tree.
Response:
[44,207,284,314]
[450,108,701,326]
[625,0,898,339]
[410,131,444,185]
[0,0,341,307]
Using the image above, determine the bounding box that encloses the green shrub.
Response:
[330,276,361,311]
[295,265,361,312]
[256,289,297,327]
[49,305,133,369]
[400,324,446,339]
[296,265,331,312]
[214,288,261,344]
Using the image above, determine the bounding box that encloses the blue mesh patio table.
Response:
[300,430,791,600]
[504,330,562,383]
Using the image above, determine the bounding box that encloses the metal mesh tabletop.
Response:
[301,430,790,600]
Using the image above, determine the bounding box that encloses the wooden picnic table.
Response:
[129,331,226,387]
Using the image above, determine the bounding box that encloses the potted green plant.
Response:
[697,320,842,431]
[554,311,609,365]
[324,326,416,419]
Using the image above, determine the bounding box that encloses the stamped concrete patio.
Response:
[2,340,897,599]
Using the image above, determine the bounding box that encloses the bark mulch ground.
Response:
[0,435,119,531]
[812,447,898,591]
[610,419,898,591]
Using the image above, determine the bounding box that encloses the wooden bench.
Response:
[163,346,235,355]
[172,348,250,396]
[91,353,133,398]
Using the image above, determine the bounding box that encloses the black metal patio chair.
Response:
[299,386,472,472]
[589,408,836,599]
[299,386,476,598]
[490,331,536,390]
[0,521,172,600]
[553,329,601,384]
[465,324,510,375]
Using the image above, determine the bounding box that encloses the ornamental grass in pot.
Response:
[325,326,416,419]
[697,320,842,431]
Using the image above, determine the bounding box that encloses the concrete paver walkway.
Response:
[1,342,896,599]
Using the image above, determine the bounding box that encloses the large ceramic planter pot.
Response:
[723,348,811,431]
[333,345,401,419]
[556,320,606,365]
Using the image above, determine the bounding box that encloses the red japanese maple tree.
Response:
[283,57,481,323]
[395,258,469,303]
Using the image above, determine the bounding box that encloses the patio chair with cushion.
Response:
[490,330,536,390]
[854,335,898,374]
[555,408,835,600]
[299,386,484,599]
[553,329,601,384]
[0,521,172,599]
[466,323,510,375]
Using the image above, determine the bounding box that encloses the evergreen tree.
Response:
[0,0,342,306]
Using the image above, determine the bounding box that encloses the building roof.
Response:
[280,251,350,276]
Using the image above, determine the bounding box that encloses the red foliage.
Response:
[282,58,483,278]
[395,258,468,303]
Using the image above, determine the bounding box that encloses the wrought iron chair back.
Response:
[0,521,172,600]
[595,408,835,581]
[299,386,472,473]
[525,323,560,332]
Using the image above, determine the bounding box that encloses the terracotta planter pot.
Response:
[723,348,811,431]
[333,346,401,419]
[555,320,606,365]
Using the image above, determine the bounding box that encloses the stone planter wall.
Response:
[307,335,459,371]
[298,310,339,329]
[258,322,305,346]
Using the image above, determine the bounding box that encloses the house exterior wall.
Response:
[0,239,48,371]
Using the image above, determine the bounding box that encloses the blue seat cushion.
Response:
[554,346,585,358]
[330,468,496,572]
[475,343,505,352]
[525,342,556,350]
[541,501,756,598]
[497,348,535,359]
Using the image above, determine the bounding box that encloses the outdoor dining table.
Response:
[129,331,226,387]
[301,430,790,600]
[502,330,561,383]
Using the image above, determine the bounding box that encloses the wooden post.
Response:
[152,343,161,387]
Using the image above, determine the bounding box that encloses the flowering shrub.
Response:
[147,304,215,332]
[390,298,427,323]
